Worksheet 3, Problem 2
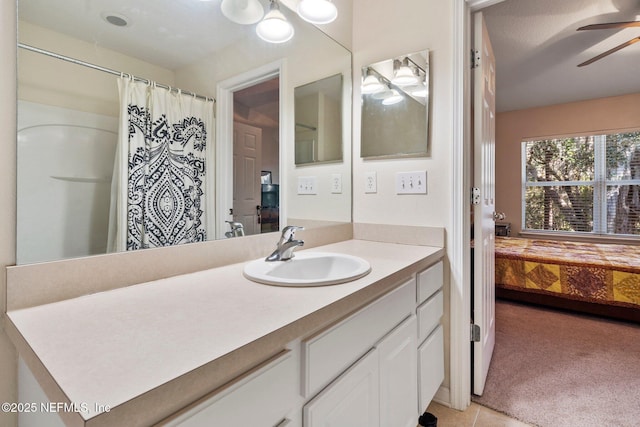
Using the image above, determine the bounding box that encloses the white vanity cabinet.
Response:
[302,278,423,427]
[303,316,419,427]
[377,315,418,427]
[13,244,446,427]
[303,348,380,427]
[416,261,445,410]
[166,351,299,427]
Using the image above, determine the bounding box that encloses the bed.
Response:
[493,236,640,322]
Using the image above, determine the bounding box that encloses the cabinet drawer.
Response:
[417,290,443,344]
[417,261,443,304]
[302,278,415,398]
[418,325,444,411]
[168,351,297,426]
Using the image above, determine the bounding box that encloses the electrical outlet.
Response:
[331,174,342,194]
[396,171,427,194]
[365,171,377,193]
[297,176,318,195]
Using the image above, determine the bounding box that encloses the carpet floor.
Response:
[472,300,640,427]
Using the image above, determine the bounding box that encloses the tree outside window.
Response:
[523,131,640,236]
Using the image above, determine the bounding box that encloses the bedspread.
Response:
[494,237,640,309]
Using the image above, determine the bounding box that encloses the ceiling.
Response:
[18,0,276,70]
[20,0,637,114]
[482,0,640,112]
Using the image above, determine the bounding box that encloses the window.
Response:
[523,131,640,236]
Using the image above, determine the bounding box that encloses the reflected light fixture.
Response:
[381,89,403,105]
[409,83,428,97]
[256,0,294,43]
[361,68,384,94]
[221,0,264,25]
[391,58,419,86]
[297,0,338,24]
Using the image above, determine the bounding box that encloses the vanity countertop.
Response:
[6,239,444,427]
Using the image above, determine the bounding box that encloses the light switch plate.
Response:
[298,176,318,195]
[365,171,377,193]
[331,174,342,194]
[396,171,427,194]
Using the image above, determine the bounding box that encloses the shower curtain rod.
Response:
[18,43,215,103]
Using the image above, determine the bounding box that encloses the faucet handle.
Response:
[280,225,304,242]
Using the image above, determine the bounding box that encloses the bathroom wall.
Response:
[352,0,456,400]
[352,0,454,229]
[174,21,353,225]
[18,21,175,117]
[1,1,18,425]
[496,92,640,235]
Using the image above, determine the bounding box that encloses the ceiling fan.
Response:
[577,20,640,67]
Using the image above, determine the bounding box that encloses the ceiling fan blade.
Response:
[578,36,640,67]
[577,21,640,31]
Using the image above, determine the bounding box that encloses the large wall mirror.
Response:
[360,50,429,159]
[16,0,352,265]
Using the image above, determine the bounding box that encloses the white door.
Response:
[304,349,380,427]
[233,122,262,235]
[472,11,497,396]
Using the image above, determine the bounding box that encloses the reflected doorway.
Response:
[232,77,280,236]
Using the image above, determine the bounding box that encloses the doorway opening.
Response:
[231,77,280,236]
[215,61,284,240]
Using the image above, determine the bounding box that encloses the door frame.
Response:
[216,60,286,239]
[450,0,505,411]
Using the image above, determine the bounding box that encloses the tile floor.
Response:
[423,402,533,427]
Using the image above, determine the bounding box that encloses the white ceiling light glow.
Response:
[361,68,384,94]
[256,0,294,44]
[381,89,403,105]
[221,0,264,25]
[391,58,419,86]
[409,83,428,97]
[297,0,337,24]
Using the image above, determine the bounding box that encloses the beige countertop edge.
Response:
[7,244,445,427]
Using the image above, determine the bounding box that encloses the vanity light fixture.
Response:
[221,0,264,25]
[381,89,404,105]
[256,0,294,43]
[297,0,338,24]
[361,68,385,94]
[391,57,419,86]
[409,82,428,97]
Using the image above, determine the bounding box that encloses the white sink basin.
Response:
[243,252,371,287]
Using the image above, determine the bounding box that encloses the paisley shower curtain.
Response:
[108,77,215,252]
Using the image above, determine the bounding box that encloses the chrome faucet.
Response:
[265,225,304,262]
[225,221,245,238]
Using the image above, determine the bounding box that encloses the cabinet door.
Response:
[418,325,444,411]
[377,315,418,427]
[304,349,380,427]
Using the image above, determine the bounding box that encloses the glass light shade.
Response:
[381,89,403,105]
[372,89,392,100]
[392,65,419,86]
[221,0,264,25]
[297,0,338,24]
[256,3,294,43]
[361,75,384,94]
[409,83,428,97]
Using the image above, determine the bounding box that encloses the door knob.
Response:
[493,212,506,221]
